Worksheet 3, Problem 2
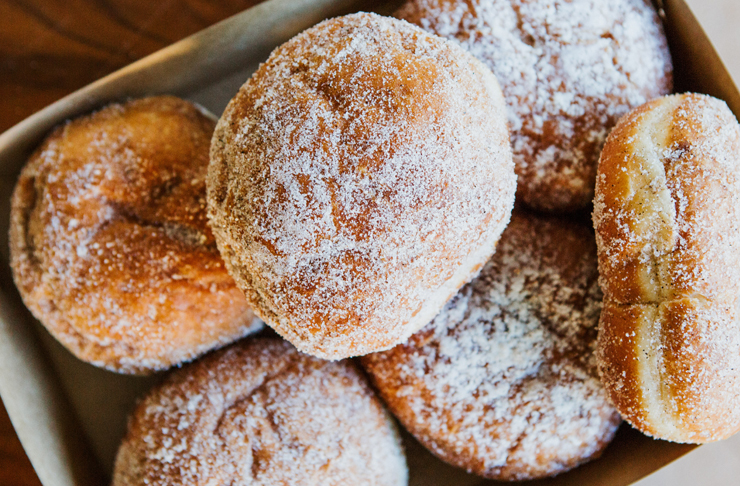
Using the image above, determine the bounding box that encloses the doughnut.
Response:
[361,211,620,480]
[9,96,261,374]
[207,12,515,360]
[593,93,740,443]
[112,338,408,486]
[396,0,673,212]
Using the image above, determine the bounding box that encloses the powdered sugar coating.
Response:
[593,93,740,443]
[9,96,261,374]
[362,212,620,480]
[113,339,408,486]
[397,0,673,211]
[208,13,515,360]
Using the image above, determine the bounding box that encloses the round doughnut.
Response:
[593,93,740,443]
[9,96,261,374]
[207,12,515,360]
[396,0,673,212]
[361,211,620,480]
[112,338,408,486]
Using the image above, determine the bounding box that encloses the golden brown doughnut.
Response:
[593,93,740,443]
[396,0,673,212]
[112,338,408,486]
[362,211,620,480]
[10,96,261,374]
[207,13,515,360]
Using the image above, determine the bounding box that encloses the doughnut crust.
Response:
[10,96,261,374]
[362,212,620,480]
[397,0,673,212]
[112,338,408,486]
[207,13,515,360]
[593,93,740,443]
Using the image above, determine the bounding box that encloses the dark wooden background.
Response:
[0,1,265,484]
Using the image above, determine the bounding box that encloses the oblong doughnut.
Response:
[593,93,740,443]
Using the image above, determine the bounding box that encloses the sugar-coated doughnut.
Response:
[207,13,515,360]
[10,96,261,374]
[397,0,673,212]
[112,338,408,486]
[593,93,740,443]
[362,211,620,480]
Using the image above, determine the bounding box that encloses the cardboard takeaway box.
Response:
[0,0,737,484]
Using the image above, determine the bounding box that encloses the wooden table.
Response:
[1,1,738,485]
[0,2,263,484]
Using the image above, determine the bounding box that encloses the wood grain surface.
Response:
[0,0,264,134]
[0,2,264,484]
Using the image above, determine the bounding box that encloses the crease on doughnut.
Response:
[623,95,680,437]
[13,172,42,291]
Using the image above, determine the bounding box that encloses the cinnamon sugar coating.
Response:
[362,212,620,480]
[113,338,408,486]
[10,96,261,374]
[397,0,673,212]
[594,93,740,443]
[207,13,515,360]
